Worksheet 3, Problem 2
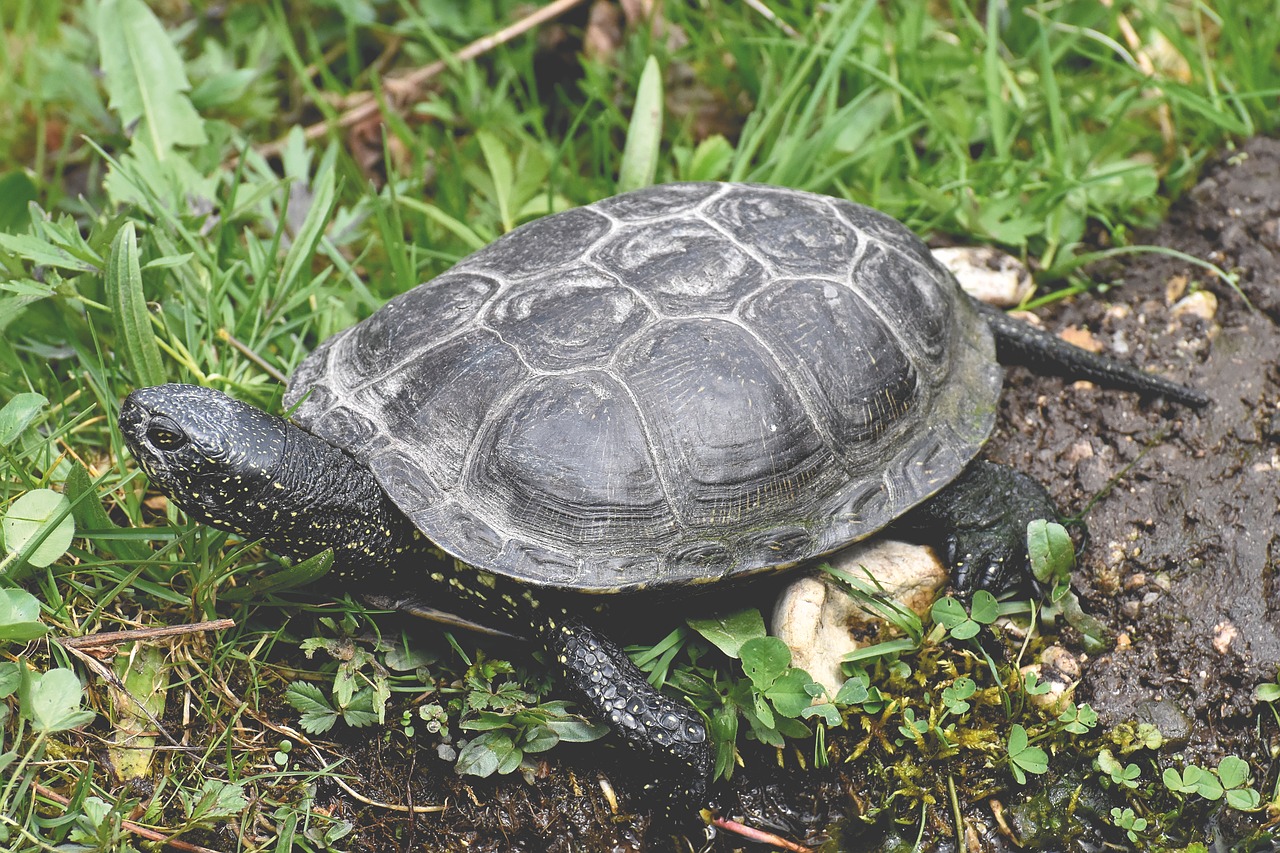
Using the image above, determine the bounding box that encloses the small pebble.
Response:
[1021,644,1081,714]
[1062,440,1094,465]
[1171,290,1218,322]
[1212,620,1238,655]
[1107,542,1126,566]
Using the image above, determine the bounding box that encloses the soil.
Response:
[281,139,1280,852]
[998,138,1280,754]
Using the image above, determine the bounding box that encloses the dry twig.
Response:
[60,619,236,650]
[218,329,288,384]
[742,0,800,38]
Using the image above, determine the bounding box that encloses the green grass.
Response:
[1,0,1278,848]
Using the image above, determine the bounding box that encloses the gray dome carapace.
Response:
[283,183,1002,591]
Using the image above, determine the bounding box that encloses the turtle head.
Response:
[120,384,289,538]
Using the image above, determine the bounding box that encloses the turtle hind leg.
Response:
[970,297,1209,408]
[910,459,1063,597]
[540,615,712,814]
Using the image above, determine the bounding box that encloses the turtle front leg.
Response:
[540,616,712,809]
[911,459,1062,596]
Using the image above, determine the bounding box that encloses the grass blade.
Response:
[278,148,338,298]
[617,55,664,193]
[476,130,516,232]
[107,222,166,388]
[983,0,1010,161]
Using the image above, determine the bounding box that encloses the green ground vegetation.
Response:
[1,0,1278,849]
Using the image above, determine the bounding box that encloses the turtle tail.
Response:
[970,298,1209,409]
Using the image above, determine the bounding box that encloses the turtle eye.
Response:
[147,422,188,451]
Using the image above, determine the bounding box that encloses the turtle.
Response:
[118,182,1206,809]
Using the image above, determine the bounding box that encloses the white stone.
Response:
[932,246,1034,307]
[1020,644,1081,714]
[772,540,947,695]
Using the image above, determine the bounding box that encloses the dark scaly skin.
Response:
[119,385,429,584]
[543,617,711,804]
[909,460,1062,597]
[119,385,711,808]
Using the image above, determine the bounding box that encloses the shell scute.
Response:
[360,330,526,489]
[463,207,612,278]
[591,217,767,315]
[662,540,734,580]
[831,198,938,270]
[306,403,384,457]
[593,182,722,220]
[744,525,814,565]
[340,272,500,384]
[369,450,446,516]
[740,277,919,459]
[705,186,860,277]
[484,268,653,370]
[504,541,582,587]
[852,243,954,365]
[615,318,836,530]
[466,373,672,551]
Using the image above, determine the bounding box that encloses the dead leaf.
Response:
[1059,325,1104,353]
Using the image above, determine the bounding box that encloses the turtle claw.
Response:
[948,532,1025,600]
[914,460,1061,597]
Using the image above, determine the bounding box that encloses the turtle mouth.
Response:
[118,392,146,437]
[118,393,152,461]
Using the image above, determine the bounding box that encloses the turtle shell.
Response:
[284,183,1002,592]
